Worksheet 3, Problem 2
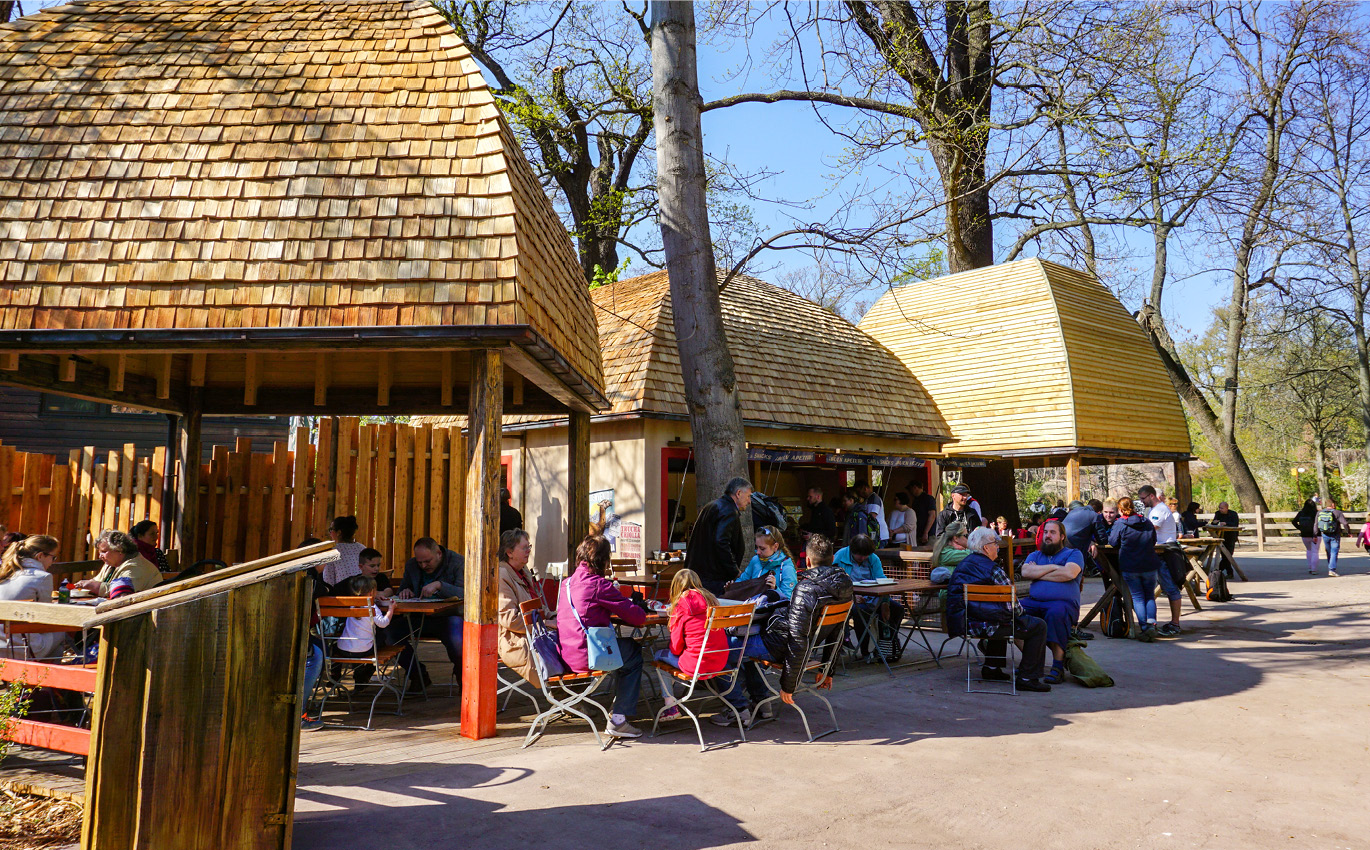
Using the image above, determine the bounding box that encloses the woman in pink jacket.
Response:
[557,535,647,739]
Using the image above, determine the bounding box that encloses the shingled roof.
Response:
[860,258,1192,459]
[0,0,602,401]
[572,271,950,442]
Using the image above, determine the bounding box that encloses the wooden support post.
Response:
[155,354,172,400]
[1,353,17,371]
[1255,504,1266,553]
[58,355,76,382]
[927,460,942,510]
[440,351,453,407]
[190,353,207,387]
[567,410,591,565]
[461,350,502,741]
[1173,459,1192,506]
[511,372,524,407]
[108,353,126,393]
[313,353,328,407]
[1065,455,1081,503]
[174,389,202,559]
[243,353,258,406]
[377,352,392,407]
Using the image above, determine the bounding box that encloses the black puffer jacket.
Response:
[761,564,854,693]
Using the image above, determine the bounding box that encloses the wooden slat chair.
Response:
[960,584,1019,696]
[750,600,853,742]
[315,596,411,730]
[518,598,613,750]
[649,602,756,752]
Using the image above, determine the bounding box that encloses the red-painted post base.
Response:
[460,621,498,740]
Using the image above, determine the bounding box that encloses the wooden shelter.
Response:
[424,271,953,570]
[0,542,337,850]
[859,258,1193,520]
[0,0,605,740]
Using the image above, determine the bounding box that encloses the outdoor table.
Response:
[851,579,933,676]
[1194,530,1247,581]
[1083,544,1205,634]
[388,597,462,617]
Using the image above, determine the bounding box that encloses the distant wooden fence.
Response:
[1,418,469,567]
[1244,508,1367,551]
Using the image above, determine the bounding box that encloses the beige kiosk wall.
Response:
[511,418,648,575]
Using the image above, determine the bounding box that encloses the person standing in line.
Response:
[1138,485,1185,637]
[1315,498,1352,577]
[1292,496,1320,574]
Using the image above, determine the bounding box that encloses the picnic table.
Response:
[388,597,462,617]
[1081,543,1210,635]
[1190,531,1247,581]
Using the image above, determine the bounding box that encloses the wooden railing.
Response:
[1240,508,1366,552]
[1,418,469,567]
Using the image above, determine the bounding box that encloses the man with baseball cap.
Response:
[934,484,983,537]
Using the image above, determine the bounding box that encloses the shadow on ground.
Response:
[293,761,753,850]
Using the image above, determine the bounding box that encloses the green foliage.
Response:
[0,677,31,765]
[589,258,631,289]
[890,248,947,287]
[1015,477,1056,521]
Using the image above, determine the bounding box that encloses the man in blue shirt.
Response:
[834,535,905,661]
[1019,520,1083,685]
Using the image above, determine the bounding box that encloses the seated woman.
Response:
[78,530,161,598]
[496,529,544,687]
[557,535,647,739]
[732,526,798,598]
[0,535,64,660]
[833,535,904,660]
[928,521,970,584]
[130,520,170,572]
[1018,519,1083,684]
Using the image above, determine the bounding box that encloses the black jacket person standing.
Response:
[684,477,753,595]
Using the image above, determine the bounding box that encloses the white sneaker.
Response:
[709,708,751,727]
[1328,570,1341,577]
[605,720,643,738]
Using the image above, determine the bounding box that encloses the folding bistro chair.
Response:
[751,600,852,742]
[961,584,1018,696]
[497,662,540,713]
[649,602,757,752]
[315,596,413,730]
[518,599,613,750]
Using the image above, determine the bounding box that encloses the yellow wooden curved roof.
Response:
[0,0,602,396]
[859,259,1191,459]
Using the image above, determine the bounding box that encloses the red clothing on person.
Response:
[668,589,728,676]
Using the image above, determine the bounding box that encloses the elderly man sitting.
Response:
[1019,520,1083,684]
[945,527,1051,692]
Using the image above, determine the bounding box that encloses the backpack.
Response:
[1206,566,1233,602]
[751,491,788,533]
[1316,510,1338,535]
[1100,592,1129,638]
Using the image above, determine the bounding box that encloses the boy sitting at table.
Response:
[332,574,421,693]
[834,535,905,661]
[333,548,392,599]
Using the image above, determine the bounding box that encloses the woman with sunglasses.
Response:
[731,526,798,598]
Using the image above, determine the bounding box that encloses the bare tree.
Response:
[651,0,749,511]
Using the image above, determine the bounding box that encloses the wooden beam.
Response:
[0,354,184,415]
[199,387,566,417]
[58,355,76,382]
[189,353,206,387]
[511,372,524,407]
[1,353,16,370]
[313,353,328,407]
[440,351,453,407]
[108,353,126,392]
[155,354,172,400]
[174,388,202,559]
[243,352,258,406]
[1173,459,1192,506]
[567,410,591,563]
[461,349,502,741]
[377,352,392,407]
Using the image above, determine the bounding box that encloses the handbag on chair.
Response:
[563,588,623,672]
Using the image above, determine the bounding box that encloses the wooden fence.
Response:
[1243,508,1367,551]
[1,418,469,568]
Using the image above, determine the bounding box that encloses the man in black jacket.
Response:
[720,534,854,724]
[800,487,837,542]
[933,484,982,537]
[685,477,752,595]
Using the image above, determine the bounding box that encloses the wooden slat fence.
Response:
[1245,508,1367,552]
[0,418,468,568]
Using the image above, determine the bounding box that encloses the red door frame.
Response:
[660,446,693,550]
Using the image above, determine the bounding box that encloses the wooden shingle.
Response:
[859,258,1191,458]
[0,0,602,395]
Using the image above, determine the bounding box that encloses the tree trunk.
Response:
[1143,222,1267,511]
[929,141,994,272]
[1312,432,1330,502]
[650,1,749,516]
[0,2,16,24]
